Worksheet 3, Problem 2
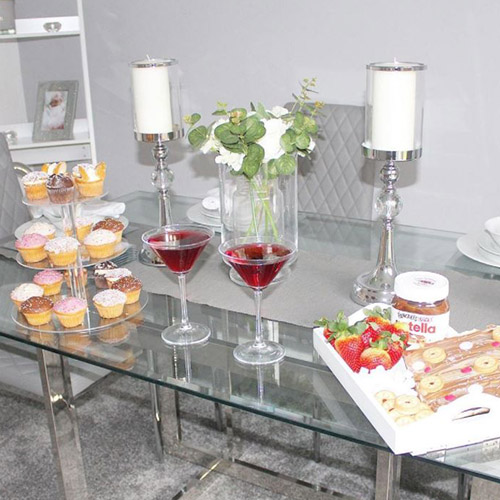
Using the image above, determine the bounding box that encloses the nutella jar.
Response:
[391,271,450,343]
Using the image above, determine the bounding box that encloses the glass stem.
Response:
[178,273,190,327]
[253,288,264,348]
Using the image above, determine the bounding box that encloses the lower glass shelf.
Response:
[11,289,148,335]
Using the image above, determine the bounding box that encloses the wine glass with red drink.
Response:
[142,224,214,346]
[219,236,296,365]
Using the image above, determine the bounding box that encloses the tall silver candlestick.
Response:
[351,61,426,305]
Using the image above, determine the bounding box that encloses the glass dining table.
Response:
[1,191,500,500]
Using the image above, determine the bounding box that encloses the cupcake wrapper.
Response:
[124,288,141,305]
[25,184,48,200]
[85,242,116,259]
[47,250,78,266]
[94,302,125,319]
[55,310,87,328]
[23,309,53,326]
[75,179,104,198]
[39,281,63,296]
[18,247,47,263]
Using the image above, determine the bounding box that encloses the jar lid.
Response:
[394,271,449,303]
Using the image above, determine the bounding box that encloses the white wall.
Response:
[79,1,500,232]
[0,43,27,123]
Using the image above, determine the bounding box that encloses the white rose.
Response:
[256,118,291,163]
[270,106,289,118]
[215,146,244,172]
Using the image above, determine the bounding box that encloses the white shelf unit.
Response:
[0,2,96,166]
[4,119,91,164]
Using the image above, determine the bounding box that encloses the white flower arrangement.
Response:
[185,79,322,179]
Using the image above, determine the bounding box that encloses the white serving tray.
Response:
[313,304,500,455]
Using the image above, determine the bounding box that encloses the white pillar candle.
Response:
[369,62,418,152]
[131,59,173,134]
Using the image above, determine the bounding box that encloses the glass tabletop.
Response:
[2,191,500,485]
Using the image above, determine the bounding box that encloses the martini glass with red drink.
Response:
[142,224,214,346]
[219,236,296,365]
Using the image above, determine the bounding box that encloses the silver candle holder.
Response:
[351,148,421,305]
[351,61,426,305]
[130,58,184,266]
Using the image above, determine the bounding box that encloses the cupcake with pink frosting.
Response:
[33,270,64,296]
[53,297,88,328]
[15,233,48,263]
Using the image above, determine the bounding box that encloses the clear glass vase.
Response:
[219,162,298,284]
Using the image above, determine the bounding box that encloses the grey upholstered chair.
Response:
[0,135,30,239]
[295,103,375,220]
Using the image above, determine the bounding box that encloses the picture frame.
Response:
[32,80,78,142]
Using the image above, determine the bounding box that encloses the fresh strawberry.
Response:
[386,342,403,366]
[335,334,364,373]
[359,347,392,371]
[365,316,389,328]
[315,317,335,342]
[360,322,381,348]
[315,311,355,349]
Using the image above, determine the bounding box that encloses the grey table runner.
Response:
[126,228,500,332]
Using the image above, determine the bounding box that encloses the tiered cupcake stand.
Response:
[11,191,148,336]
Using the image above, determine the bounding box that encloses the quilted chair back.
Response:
[295,103,375,220]
[0,135,30,239]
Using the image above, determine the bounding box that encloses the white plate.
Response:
[186,203,221,231]
[200,206,221,219]
[477,231,500,256]
[15,215,129,240]
[456,232,500,267]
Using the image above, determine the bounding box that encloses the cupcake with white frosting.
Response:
[93,289,126,319]
[83,229,116,259]
[24,221,57,240]
[22,171,49,200]
[45,237,79,266]
[10,283,44,309]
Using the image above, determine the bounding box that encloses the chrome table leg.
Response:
[147,349,164,461]
[458,473,472,500]
[37,348,88,500]
[375,450,401,500]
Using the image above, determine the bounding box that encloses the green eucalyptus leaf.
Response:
[215,123,239,145]
[187,126,208,149]
[244,118,266,143]
[223,141,245,154]
[295,132,310,150]
[255,102,270,120]
[304,116,318,134]
[275,154,296,175]
[267,159,279,179]
[230,108,247,124]
[229,122,245,135]
[242,143,264,178]
[212,110,228,116]
[280,130,296,154]
[293,111,305,132]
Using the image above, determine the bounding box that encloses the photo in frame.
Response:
[32,80,78,142]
